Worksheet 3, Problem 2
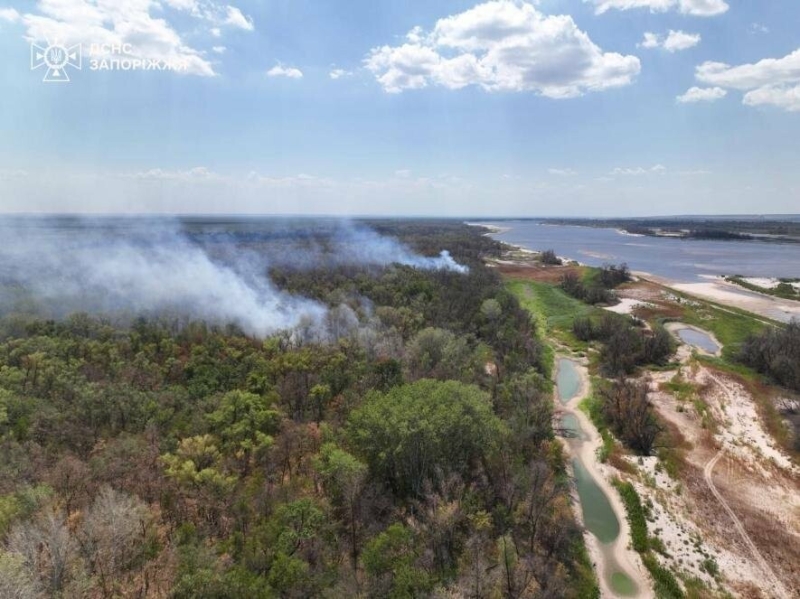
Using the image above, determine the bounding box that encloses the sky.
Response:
[0,0,799,217]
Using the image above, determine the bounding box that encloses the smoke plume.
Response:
[0,218,468,337]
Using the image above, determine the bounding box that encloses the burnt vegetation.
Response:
[0,221,598,598]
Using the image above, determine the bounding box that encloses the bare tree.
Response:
[79,486,151,598]
[0,552,41,599]
[7,511,76,595]
[600,377,663,455]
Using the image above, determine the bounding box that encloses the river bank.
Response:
[555,357,653,599]
[472,221,800,323]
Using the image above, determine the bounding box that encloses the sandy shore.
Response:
[556,358,654,599]
[635,271,800,324]
[464,222,511,234]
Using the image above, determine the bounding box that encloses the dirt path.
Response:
[556,358,654,599]
[704,374,791,599]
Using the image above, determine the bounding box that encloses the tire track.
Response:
[704,372,790,599]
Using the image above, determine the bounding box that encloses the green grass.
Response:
[578,387,617,464]
[613,480,649,553]
[660,373,696,403]
[642,553,685,599]
[613,480,685,598]
[667,295,771,361]
[506,280,603,344]
[725,276,800,301]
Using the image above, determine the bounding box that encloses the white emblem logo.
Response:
[31,41,82,82]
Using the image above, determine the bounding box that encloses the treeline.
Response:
[739,320,800,393]
[540,217,800,244]
[0,224,597,598]
[560,264,630,306]
[573,313,674,376]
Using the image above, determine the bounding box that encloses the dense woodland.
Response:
[0,222,597,598]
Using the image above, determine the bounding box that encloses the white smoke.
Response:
[0,218,468,337]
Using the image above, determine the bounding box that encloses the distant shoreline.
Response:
[475,221,799,324]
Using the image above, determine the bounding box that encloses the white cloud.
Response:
[210,27,221,37]
[212,45,226,54]
[329,68,353,80]
[122,166,220,181]
[611,165,666,175]
[267,65,304,79]
[676,86,727,103]
[664,30,701,52]
[695,48,800,111]
[641,30,700,52]
[641,33,660,49]
[163,0,199,10]
[587,0,728,16]
[749,23,769,35]
[548,168,577,176]
[9,1,254,77]
[364,1,640,97]
[224,5,253,31]
[743,85,800,112]
[0,7,20,22]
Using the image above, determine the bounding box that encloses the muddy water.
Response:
[557,358,638,597]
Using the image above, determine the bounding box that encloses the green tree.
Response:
[348,379,505,497]
[315,443,368,565]
[362,524,431,599]
[206,390,280,474]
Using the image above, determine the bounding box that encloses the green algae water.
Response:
[556,358,638,597]
[610,570,637,596]
[571,458,620,544]
[557,358,581,404]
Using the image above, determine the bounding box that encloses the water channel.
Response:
[556,358,638,597]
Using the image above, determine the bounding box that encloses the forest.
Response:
[0,221,597,598]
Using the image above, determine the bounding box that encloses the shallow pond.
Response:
[609,570,638,596]
[571,458,621,545]
[560,413,584,440]
[676,327,721,354]
[556,358,581,404]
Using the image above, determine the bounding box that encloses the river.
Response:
[480,221,800,283]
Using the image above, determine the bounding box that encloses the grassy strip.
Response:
[613,480,648,553]
[578,391,615,464]
[642,553,685,599]
[612,481,685,598]
[675,304,767,361]
[506,279,602,339]
[725,275,800,301]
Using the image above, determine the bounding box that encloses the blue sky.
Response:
[0,0,799,216]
